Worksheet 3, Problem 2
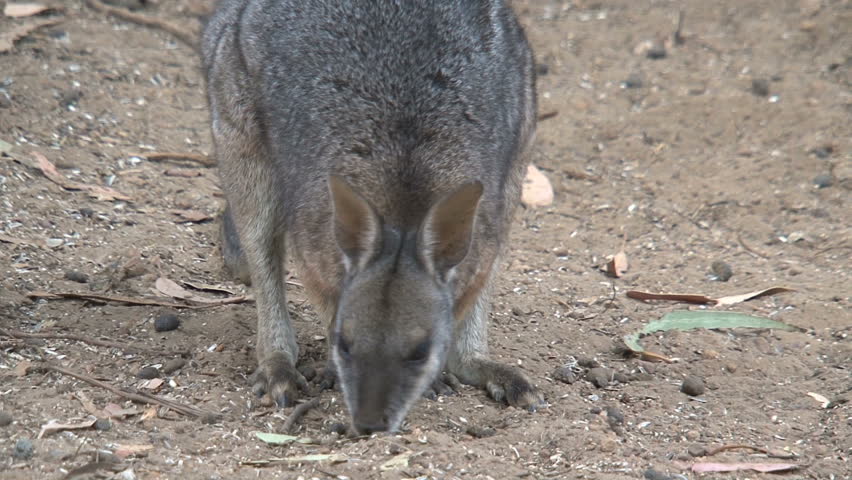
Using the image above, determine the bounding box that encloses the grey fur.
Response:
[202,0,543,434]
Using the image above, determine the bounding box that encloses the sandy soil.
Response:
[1,0,850,479]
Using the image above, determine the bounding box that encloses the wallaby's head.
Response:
[328,175,482,435]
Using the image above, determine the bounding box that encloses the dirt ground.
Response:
[1,0,850,479]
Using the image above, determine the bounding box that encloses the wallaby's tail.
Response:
[219,203,252,285]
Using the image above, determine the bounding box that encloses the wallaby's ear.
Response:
[418,181,483,279]
[329,175,383,271]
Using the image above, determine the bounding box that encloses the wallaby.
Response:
[202,0,543,434]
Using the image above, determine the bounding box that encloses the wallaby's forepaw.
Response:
[479,361,546,412]
[250,353,308,407]
[424,372,462,400]
[316,365,337,392]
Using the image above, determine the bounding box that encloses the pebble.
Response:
[646,43,667,59]
[0,411,12,427]
[751,78,770,97]
[200,413,221,425]
[605,406,624,426]
[702,349,720,360]
[724,362,738,373]
[623,73,644,89]
[587,367,613,388]
[79,207,95,218]
[688,444,707,457]
[599,437,617,452]
[136,366,159,379]
[710,260,733,281]
[154,312,180,332]
[328,422,348,435]
[613,372,630,384]
[535,63,550,76]
[0,94,11,109]
[576,356,600,369]
[64,270,89,283]
[813,172,834,188]
[644,469,674,480]
[511,306,524,316]
[681,375,705,396]
[94,418,111,431]
[162,358,186,374]
[552,366,577,384]
[629,372,654,382]
[685,430,700,441]
[13,438,34,459]
[465,425,497,438]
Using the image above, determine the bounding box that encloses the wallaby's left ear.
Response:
[417,181,483,279]
[329,175,383,271]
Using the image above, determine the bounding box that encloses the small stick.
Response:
[26,291,210,309]
[86,0,199,53]
[129,152,216,168]
[38,363,219,420]
[673,10,685,45]
[283,398,320,433]
[0,329,189,357]
[537,111,559,121]
[736,232,771,259]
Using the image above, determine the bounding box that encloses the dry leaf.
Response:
[32,152,131,202]
[626,291,715,305]
[140,406,158,421]
[4,3,49,18]
[103,403,140,419]
[181,280,238,296]
[154,277,249,305]
[171,209,212,224]
[521,164,554,207]
[13,359,33,377]
[26,290,205,309]
[164,168,203,178]
[807,392,830,408]
[606,251,629,278]
[0,17,63,53]
[691,462,799,473]
[715,287,795,306]
[139,378,164,391]
[38,418,97,438]
[114,444,153,459]
[74,392,106,418]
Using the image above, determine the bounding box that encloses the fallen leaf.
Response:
[164,168,203,178]
[74,392,106,418]
[380,452,413,471]
[140,406,158,421]
[26,290,210,309]
[240,454,347,466]
[38,417,97,438]
[691,462,800,473]
[807,392,830,408]
[32,152,131,202]
[154,277,249,305]
[624,311,799,353]
[254,432,315,445]
[114,444,154,459]
[606,251,629,278]
[13,359,33,377]
[103,403,140,419]
[521,164,554,207]
[0,17,63,53]
[139,378,164,391]
[4,3,49,18]
[181,280,238,296]
[170,209,212,224]
[626,291,715,305]
[715,287,795,305]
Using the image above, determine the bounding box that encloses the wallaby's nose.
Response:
[354,419,389,435]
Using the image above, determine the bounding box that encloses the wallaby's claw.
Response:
[425,372,461,400]
[250,353,307,407]
[316,366,337,392]
[477,361,546,412]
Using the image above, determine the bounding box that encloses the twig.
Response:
[283,398,320,433]
[26,291,221,309]
[673,10,685,45]
[0,328,189,357]
[736,232,771,259]
[705,444,796,459]
[537,111,558,121]
[86,0,199,52]
[38,363,219,420]
[129,152,215,168]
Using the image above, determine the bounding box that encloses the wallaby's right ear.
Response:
[329,175,383,271]
[417,181,483,280]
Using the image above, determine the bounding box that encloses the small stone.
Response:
[13,438,34,459]
[328,422,348,435]
[587,367,613,388]
[0,411,13,427]
[809,145,833,158]
[94,418,111,431]
[466,425,497,438]
[576,356,599,369]
[154,312,180,332]
[710,260,733,281]
[685,430,700,441]
[79,207,95,218]
[200,413,221,425]
[599,437,617,452]
[0,95,11,109]
[813,173,834,188]
[688,444,707,457]
[751,78,770,97]
[64,270,89,283]
[644,469,674,480]
[628,372,654,382]
[162,358,186,374]
[681,375,705,396]
[511,306,524,316]
[605,406,624,426]
[45,238,64,249]
[589,406,602,414]
[552,366,577,384]
[136,366,159,379]
[613,372,630,384]
[646,43,667,59]
[702,349,720,360]
[535,63,550,76]
[623,73,643,89]
[724,362,738,373]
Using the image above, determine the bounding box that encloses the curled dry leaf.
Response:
[521,164,554,207]
[114,444,154,459]
[606,251,629,278]
[139,378,164,391]
[154,277,250,305]
[626,287,794,306]
[4,3,49,18]
[32,152,131,202]
[38,417,97,438]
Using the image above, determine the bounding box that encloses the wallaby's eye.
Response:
[406,340,431,364]
[338,337,351,357]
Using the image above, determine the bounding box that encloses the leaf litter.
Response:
[626,286,794,305]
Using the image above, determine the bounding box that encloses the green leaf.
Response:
[253,431,315,445]
[624,311,800,352]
